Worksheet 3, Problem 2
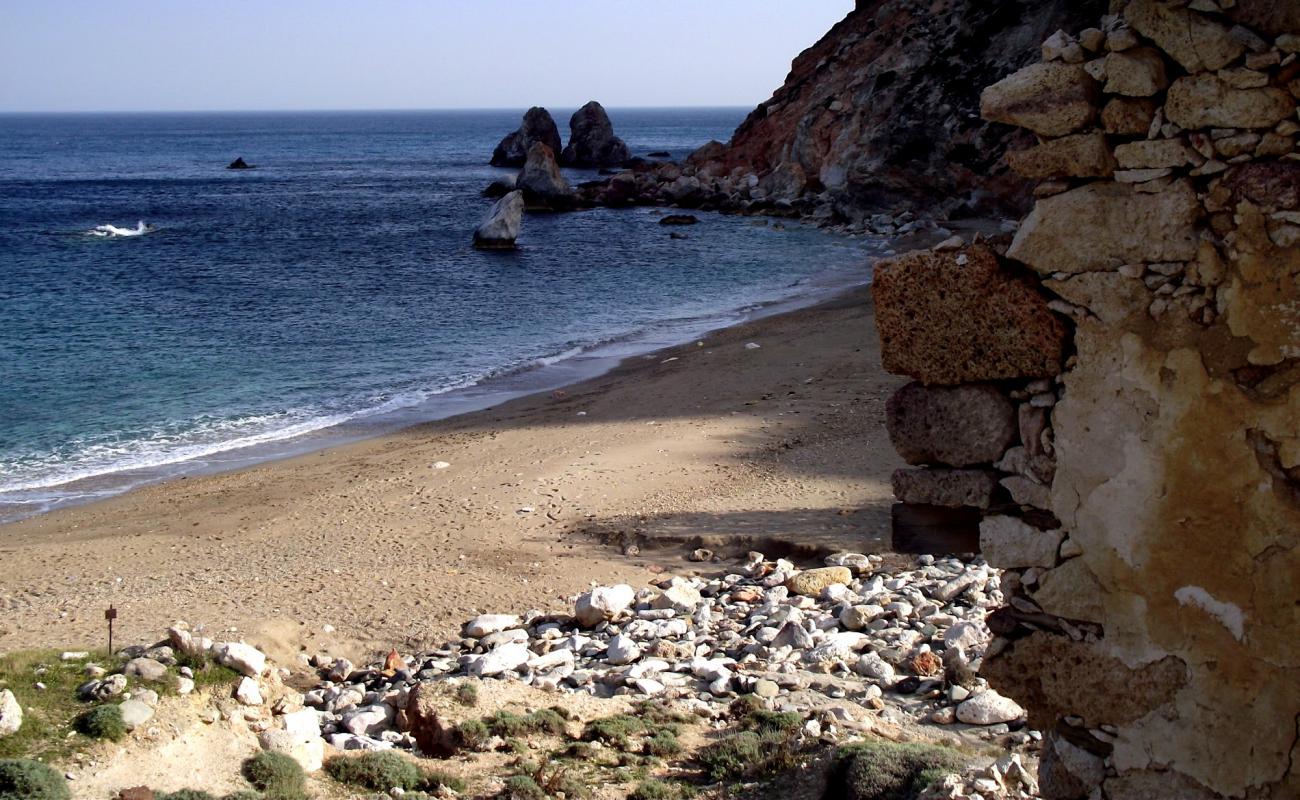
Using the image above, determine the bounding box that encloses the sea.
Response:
[0,108,888,523]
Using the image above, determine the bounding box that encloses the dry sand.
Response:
[0,288,904,660]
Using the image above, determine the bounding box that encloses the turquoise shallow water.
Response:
[0,108,885,521]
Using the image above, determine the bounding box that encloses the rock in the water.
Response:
[491,106,563,167]
[956,689,1025,725]
[517,143,573,209]
[226,157,253,170]
[214,642,266,678]
[561,101,630,167]
[979,515,1063,569]
[979,62,1100,137]
[0,689,21,737]
[891,468,1000,509]
[785,566,853,596]
[872,245,1067,384]
[119,699,155,731]
[658,214,698,226]
[483,174,517,198]
[473,190,524,250]
[574,584,635,627]
[1007,181,1198,274]
[886,382,1017,467]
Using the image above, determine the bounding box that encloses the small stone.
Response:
[854,652,896,683]
[234,677,263,706]
[213,642,266,678]
[118,699,155,731]
[0,690,21,737]
[753,679,780,699]
[464,614,521,638]
[260,729,325,772]
[124,658,168,682]
[574,584,635,627]
[605,634,642,666]
[956,689,1025,725]
[785,567,853,597]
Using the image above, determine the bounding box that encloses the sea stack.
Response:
[560,101,630,167]
[516,143,573,210]
[473,190,524,250]
[490,107,563,167]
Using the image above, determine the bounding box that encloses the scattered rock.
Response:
[119,699,155,731]
[214,642,267,678]
[956,689,1025,725]
[234,676,264,706]
[124,657,168,682]
[574,584,635,627]
[658,214,698,226]
[786,567,854,597]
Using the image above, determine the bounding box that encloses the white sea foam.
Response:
[87,220,153,238]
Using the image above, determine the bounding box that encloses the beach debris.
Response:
[432,461,451,470]
[745,342,761,350]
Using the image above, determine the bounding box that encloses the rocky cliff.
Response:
[708,0,1108,221]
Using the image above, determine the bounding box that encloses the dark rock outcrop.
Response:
[658,214,698,226]
[227,157,252,170]
[516,143,573,210]
[695,0,1108,219]
[490,107,563,168]
[560,101,631,167]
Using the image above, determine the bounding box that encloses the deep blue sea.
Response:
[0,109,885,522]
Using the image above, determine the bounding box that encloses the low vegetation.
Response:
[827,741,967,800]
[73,704,126,741]
[0,758,71,800]
[242,751,306,800]
[324,750,464,794]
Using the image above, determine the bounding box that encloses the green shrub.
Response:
[423,770,466,793]
[155,791,220,800]
[630,779,696,800]
[454,681,478,707]
[456,718,491,750]
[243,751,306,798]
[583,714,646,749]
[325,751,422,790]
[221,793,264,800]
[501,774,546,800]
[831,741,966,800]
[696,729,804,782]
[645,729,681,757]
[0,758,71,800]
[524,708,568,735]
[74,705,127,741]
[739,709,802,736]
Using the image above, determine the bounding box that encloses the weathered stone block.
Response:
[872,245,1068,384]
[1007,181,1199,274]
[1006,132,1115,178]
[1165,75,1295,130]
[891,467,999,509]
[1125,0,1245,72]
[1222,161,1300,210]
[1113,139,1191,169]
[886,382,1017,467]
[1101,97,1158,135]
[1104,47,1168,97]
[1031,557,1104,622]
[980,62,1100,137]
[979,515,1062,568]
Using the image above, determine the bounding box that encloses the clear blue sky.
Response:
[0,1,854,112]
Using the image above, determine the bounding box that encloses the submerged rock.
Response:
[490,107,563,167]
[473,190,524,250]
[227,157,253,170]
[561,101,630,167]
[658,214,698,226]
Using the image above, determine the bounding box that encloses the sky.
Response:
[0,1,854,113]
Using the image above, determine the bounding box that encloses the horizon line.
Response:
[0,103,759,116]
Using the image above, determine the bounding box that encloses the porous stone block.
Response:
[1165,75,1295,130]
[1007,181,1198,274]
[872,245,1067,384]
[980,62,1100,137]
[891,468,999,509]
[1125,0,1245,72]
[1006,132,1115,178]
[978,515,1063,568]
[1102,97,1158,135]
[1104,47,1168,97]
[1113,139,1191,169]
[886,382,1017,467]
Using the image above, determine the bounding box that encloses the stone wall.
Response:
[872,2,1300,798]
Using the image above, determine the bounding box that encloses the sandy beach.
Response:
[0,288,903,661]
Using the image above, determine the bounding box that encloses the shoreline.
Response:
[0,284,905,659]
[0,221,891,525]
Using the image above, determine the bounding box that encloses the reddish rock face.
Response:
[704,0,1107,217]
[872,244,1067,385]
